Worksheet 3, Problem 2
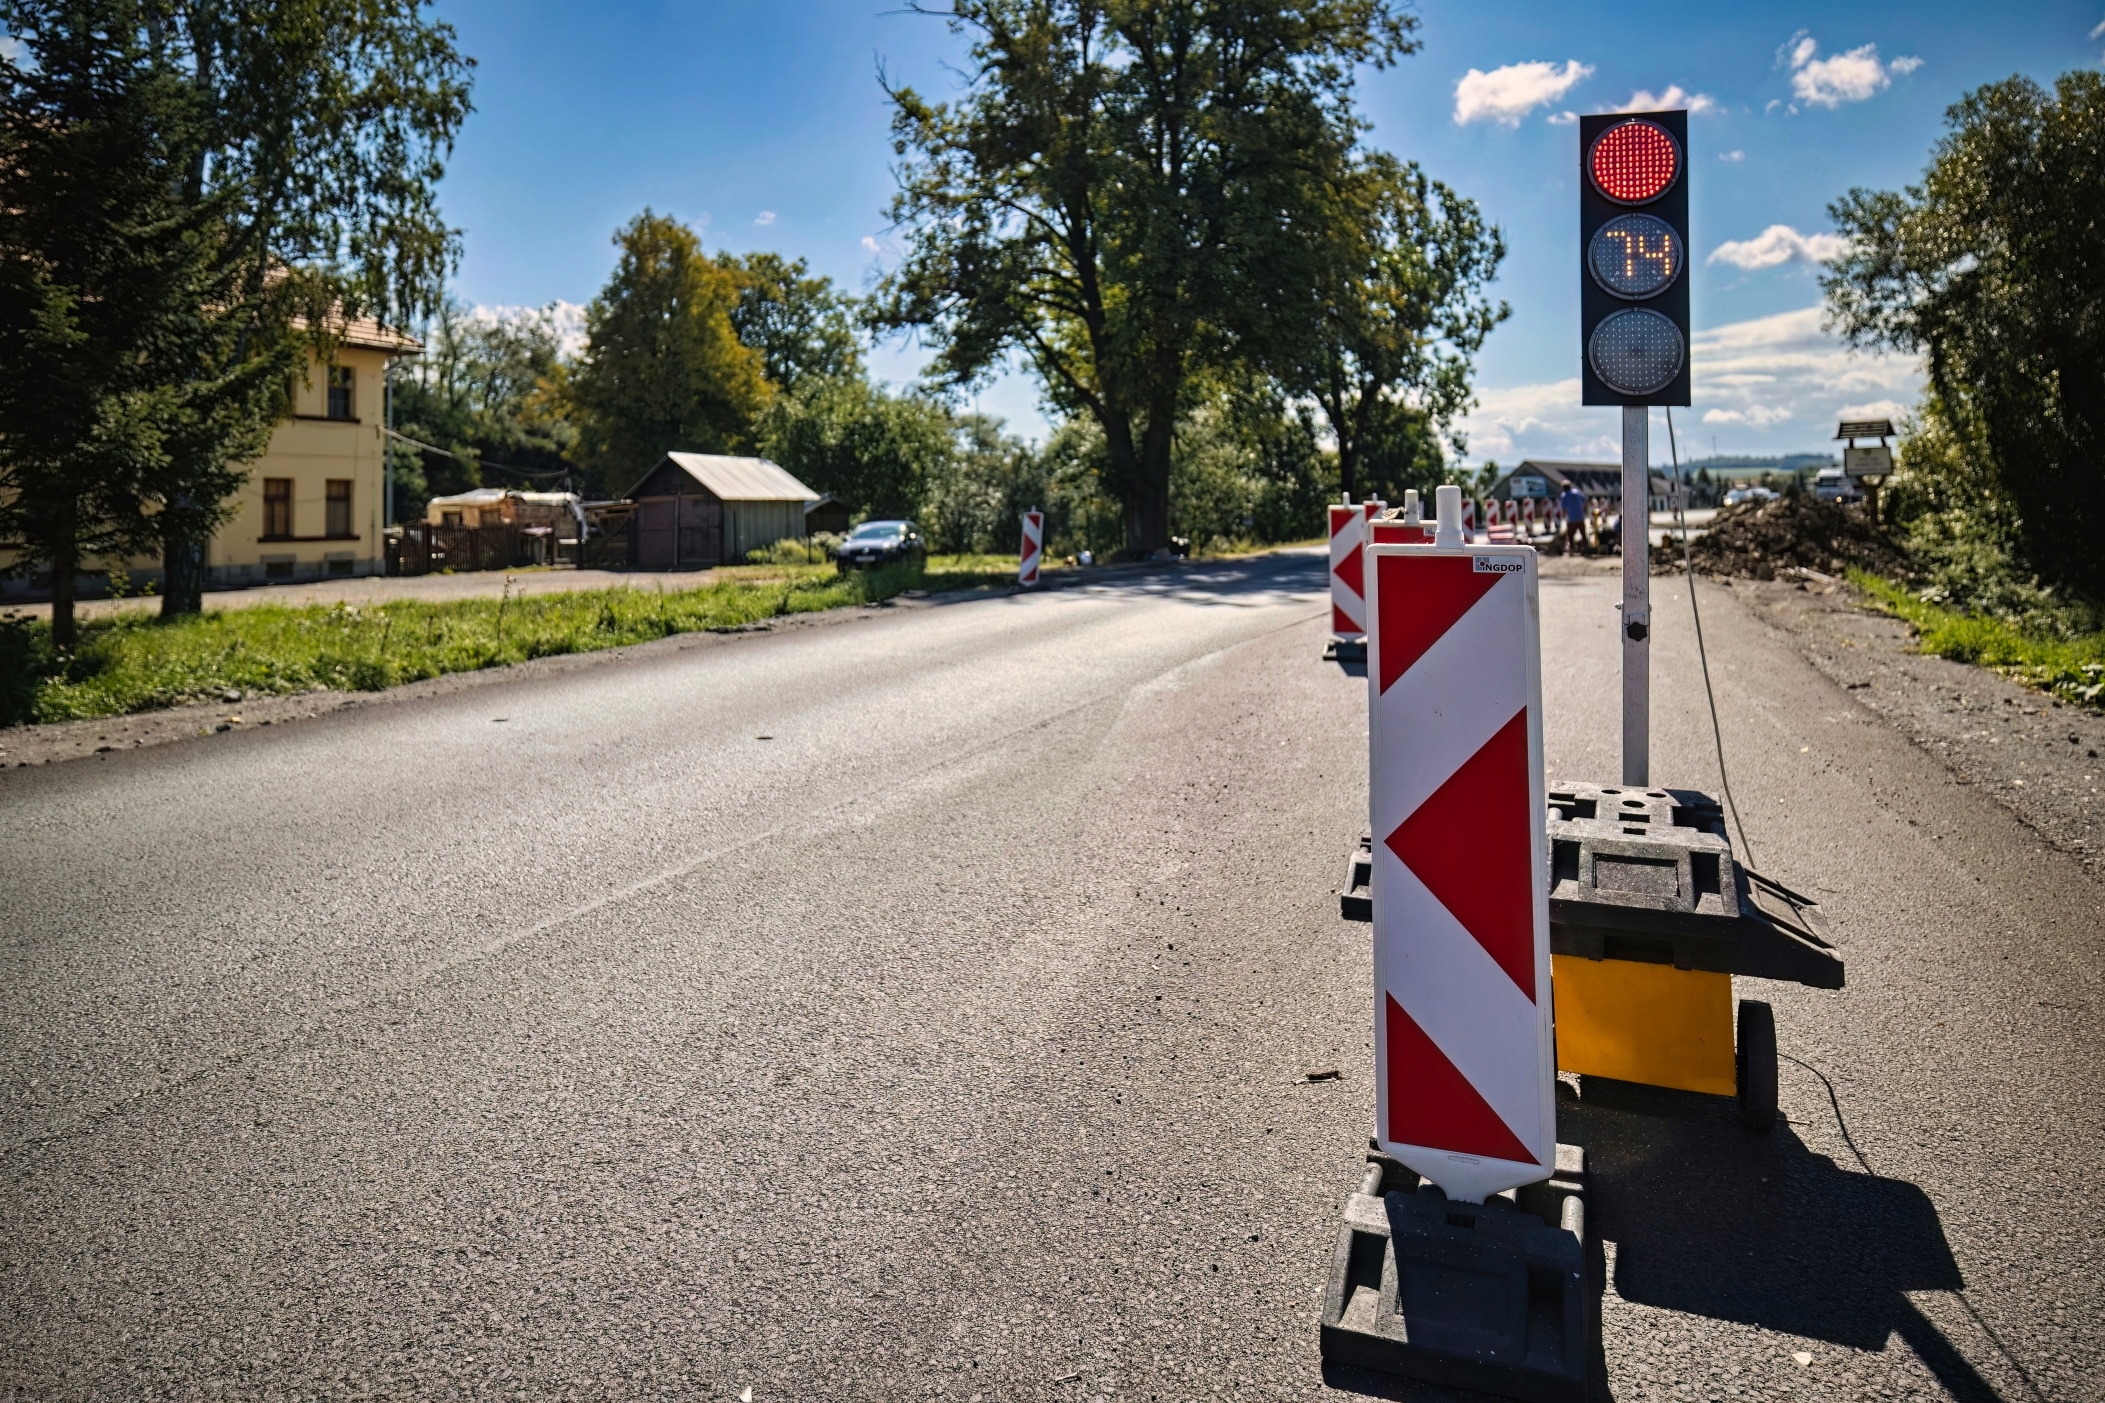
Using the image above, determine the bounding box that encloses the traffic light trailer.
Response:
[1316,112,1847,1401]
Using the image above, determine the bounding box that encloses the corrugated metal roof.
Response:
[653,453,817,503]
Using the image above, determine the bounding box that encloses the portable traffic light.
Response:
[1580,109,1690,406]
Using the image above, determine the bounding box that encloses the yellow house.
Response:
[0,318,420,596]
[206,318,421,586]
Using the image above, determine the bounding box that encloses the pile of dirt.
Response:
[1669,494,1910,581]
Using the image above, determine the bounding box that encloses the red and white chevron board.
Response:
[1460,499,1476,535]
[1370,517,1427,546]
[1019,510,1044,586]
[1326,501,1379,637]
[1365,539,1553,1204]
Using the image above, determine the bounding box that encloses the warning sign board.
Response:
[1365,539,1554,1203]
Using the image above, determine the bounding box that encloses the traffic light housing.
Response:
[1580,109,1690,407]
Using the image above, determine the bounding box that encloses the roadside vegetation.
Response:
[1673,70,2105,712]
[1849,571,2105,709]
[0,558,1023,726]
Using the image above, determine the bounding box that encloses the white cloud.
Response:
[1840,398,1910,423]
[860,235,882,254]
[1454,305,1921,462]
[1453,60,1592,127]
[466,300,589,359]
[1781,32,1921,108]
[1611,85,1721,115]
[754,210,776,227]
[2092,15,2105,40]
[1708,224,1847,270]
[1718,149,1745,163]
[1702,406,1792,427]
[1546,110,1577,126]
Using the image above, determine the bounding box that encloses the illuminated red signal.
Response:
[1589,120,1680,205]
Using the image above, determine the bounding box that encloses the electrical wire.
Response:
[384,428,571,483]
[1665,406,1757,871]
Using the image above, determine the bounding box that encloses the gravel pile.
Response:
[1670,494,1910,581]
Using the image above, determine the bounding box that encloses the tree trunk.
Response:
[1126,411,1174,555]
[161,532,207,616]
[49,531,78,653]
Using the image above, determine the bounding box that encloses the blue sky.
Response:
[436,0,2105,464]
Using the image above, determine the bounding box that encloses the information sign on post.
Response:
[1365,490,1555,1203]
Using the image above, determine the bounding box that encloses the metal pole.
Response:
[1622,405,1650,786]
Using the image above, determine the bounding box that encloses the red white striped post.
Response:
[1327,498,1379,639]
[1019,509,1044,586]
[1365,484,1554,1204]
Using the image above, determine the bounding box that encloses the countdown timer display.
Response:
[1589,213,1683,299]
[1588,307,1684,397]
[1588,119,1680,205]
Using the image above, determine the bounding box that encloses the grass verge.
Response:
[0,557,1024,726]
[1850,568,2105,707]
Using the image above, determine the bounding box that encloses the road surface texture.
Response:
[2,550,2099,1402]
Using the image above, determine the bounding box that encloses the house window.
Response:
[441,510,463,528]
[326,479,352,537]
[263,478,293,538]
[327,365,355,420]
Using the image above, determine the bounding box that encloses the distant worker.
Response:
[1560,484,1590,554]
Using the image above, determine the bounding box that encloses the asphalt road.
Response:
[2,550,2099,1402]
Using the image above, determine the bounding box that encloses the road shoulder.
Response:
[1726,573,2105,875]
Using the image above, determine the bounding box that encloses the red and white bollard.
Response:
[1018,508,1044,587]
[1365,484,1555,1205]
[1327,498,1378,640]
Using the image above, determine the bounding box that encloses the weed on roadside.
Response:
[1852,569,2105,708]
[0,558,1019,727]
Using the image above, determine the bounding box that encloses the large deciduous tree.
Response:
[1293,155,1506,506]
[873,0,1416,556]
[720,251,864,395]
[1824,71,2105,597]
[568,213,774,494]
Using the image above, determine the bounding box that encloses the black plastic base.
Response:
[1320,1147,1593,1403]
[1324,635,1367,663]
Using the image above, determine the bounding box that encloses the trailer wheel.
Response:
[1736,999,1778,1132]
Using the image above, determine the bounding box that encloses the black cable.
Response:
[1665,407,1757,871]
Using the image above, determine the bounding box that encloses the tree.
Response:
[1293,155,1506,505]
[1824,70,2105,597]
[874,0,1416,557]
[0,0,296,647]
[389,301,577,511]
[760,377,953,521]
[719,251,863,394]
[146,0,474,614]
[568,212,774,494]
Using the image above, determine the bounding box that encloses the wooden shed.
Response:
[624,453,818,569]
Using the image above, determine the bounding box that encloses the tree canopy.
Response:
[567,212,775,493]
[1290,155,1506,506]
[1825,70,2105,597]
[874,0,1419,556]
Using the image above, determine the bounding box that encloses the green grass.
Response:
[0,557,1026,727]
[1850,568,2105,707]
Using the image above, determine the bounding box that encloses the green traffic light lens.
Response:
[1588,308,1684,397]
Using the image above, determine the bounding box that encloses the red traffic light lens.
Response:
[1589,121,1680,204]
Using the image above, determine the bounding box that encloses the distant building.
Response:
[0,316,420,594]
[424,488,579,530]
[624,453,819,569]
[804,493,851,536]
[1490,460,1675,515]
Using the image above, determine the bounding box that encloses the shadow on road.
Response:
[1566,1077,2014,1403]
